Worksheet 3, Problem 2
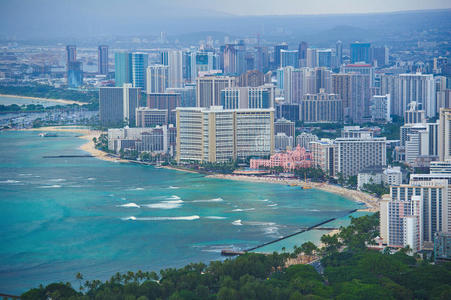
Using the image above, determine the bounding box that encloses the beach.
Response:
[206,174,379,212]
[17,126,128,163]
[0,94,86,106]
[15,126,380,212]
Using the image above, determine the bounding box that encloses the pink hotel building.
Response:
[250,145,313,171]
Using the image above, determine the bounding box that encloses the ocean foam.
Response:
[232,208,255,212]
[0,180,21,184]
[49,178,66,182]
[166,195,181,200]
[168,186,180,189]
[192,198,224,203]
[267,204,278,207]
[39,185,61,189]
[131,187,145,191]
[232,219,243,226]
[263,226,280,236]
[246,221,276,226]
[122,215,200,221]
[145,200,184,209]
[205,216,227,220]
[118,203,141,208]
[87,177,96,181]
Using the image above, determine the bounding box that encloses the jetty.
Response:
[221,209,358,256]
[43,155,94,158]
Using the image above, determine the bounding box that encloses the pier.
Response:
[221,209,358,256]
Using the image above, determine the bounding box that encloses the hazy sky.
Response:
[176,0,451,15]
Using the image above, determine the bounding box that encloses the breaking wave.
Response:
[122,215,200,221]
[192,198,224,203]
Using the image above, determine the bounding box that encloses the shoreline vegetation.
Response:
[0,93,86,106]
[14,125,379,212]
[21,212,451,300]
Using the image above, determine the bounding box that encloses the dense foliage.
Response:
[0,85,99,110]
[361,183,390,197]
[293,167,326,182]
[21,213,451,300]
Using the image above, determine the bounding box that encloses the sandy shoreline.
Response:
[17,126,128,163]
[15,126,380,211]
[0,94,85,106]
[12,126,369,252]
[206,174,379,212]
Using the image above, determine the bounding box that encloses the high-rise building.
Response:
[235,41,247,75]
[99,84,141,127]
[255,46,270,73]
[298,42,308,60]
[274,118,295,138]
[299,89,343,123]
[341,63,374,87]
[370,94,391,122]
[276,104,300,122]
[183,50,218,83]
[380,74,399,116]
[350,42,371,64]
[310,139,335,176]
[66,45,81,87]
[66,45,76,67]
[404,101,426,124]
[281,67,332,104]
[221,86,273,109]
[275,133,293,150]
[196,75,235,108]
[146,65,168,94]
[335,40,343,67]
[166,85,196,107]
[114,52,132,87]
[317,49,332,68]
[237,70,265,87]
[334,135,386,177]
[306,48,317,68]
[131,52,148,89]
[223,44,237,74]
[166,50,183,88]
[371,46,389,67]
[280,50,299,68]
[67,61,83,88]
[98,45,109,75]
[387,179,449,250]
[439,108,451,161]
[332,73,371,123]
[380,194,422,251]
[135,107,168,127]
[146,93,181,125]
[434,232,451,262]
[398,73,436,118]
[296,132,319,150]
[176,107,274,163]
[274,43,289,69]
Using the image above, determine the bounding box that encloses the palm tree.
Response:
[75,272,84,291]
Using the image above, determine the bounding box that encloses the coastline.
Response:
[0,94,86,106]
[206,174,379,212]
[10,127,373,253]
[15,126,379,213]
[16,126,128,163]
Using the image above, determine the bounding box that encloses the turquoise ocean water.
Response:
[0,131,364,293]
[0,95,62,107]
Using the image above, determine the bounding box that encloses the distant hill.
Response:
[0,0,449,47]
